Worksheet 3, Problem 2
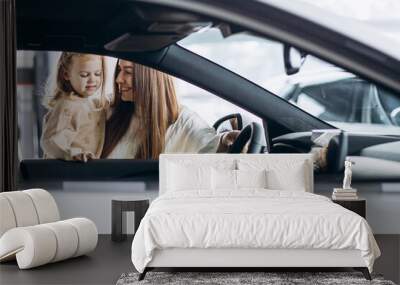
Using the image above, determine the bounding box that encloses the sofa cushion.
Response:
[1,192,39,227]
[0,196,17,237]
[0,189,60,237]
[23,189,60,223]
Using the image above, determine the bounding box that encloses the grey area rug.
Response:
[116,272,396,285]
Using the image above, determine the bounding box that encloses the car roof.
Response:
[17,0,400,96]
[260,0,400,61]
[19,0,400,60]
[17,0,214,52]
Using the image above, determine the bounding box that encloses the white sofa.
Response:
[0,188,98,269]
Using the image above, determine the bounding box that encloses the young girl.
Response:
[41,52,108,162]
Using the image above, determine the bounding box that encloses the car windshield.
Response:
[295,0,400,21]
[263,0,400,42]
[179,28,400,136]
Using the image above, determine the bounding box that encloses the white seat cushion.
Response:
[42,221,79,262]
[0,196,17,237]
[23,189,60,223]
[0,225,57,268]
[65,218,98,257]
[0,189,60,237]
[1,191,39,227]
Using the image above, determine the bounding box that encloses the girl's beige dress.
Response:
[41,93,106,160]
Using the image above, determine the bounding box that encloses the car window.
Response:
[292,79,368,123]
[17,50,262,161]
[175,78,263,130]
[377,87,400,125]
[179,29,400,136]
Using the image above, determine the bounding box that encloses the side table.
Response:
[332,198,366,218]
[112,198,150,242]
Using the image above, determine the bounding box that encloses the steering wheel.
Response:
[228,122,265,153]
[213,113,243,131]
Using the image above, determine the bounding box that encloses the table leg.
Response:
[112,201,125,242]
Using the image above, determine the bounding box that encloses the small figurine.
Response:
[342,160,354,189]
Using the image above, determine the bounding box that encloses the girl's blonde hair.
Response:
[43,52,107,109]
[101,61,179,159]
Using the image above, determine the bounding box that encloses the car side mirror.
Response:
[283,45,307,75]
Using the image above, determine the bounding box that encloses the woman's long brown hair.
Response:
[101,61,179,159]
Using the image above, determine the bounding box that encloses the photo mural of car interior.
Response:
[2,0,400,284]
[17,33,400,236]
[18,52,265,161]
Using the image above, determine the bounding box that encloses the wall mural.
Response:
[19,52,252,161]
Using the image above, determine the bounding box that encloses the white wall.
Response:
[48,181,159,234]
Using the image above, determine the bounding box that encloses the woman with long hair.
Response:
[101,59,236,159]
